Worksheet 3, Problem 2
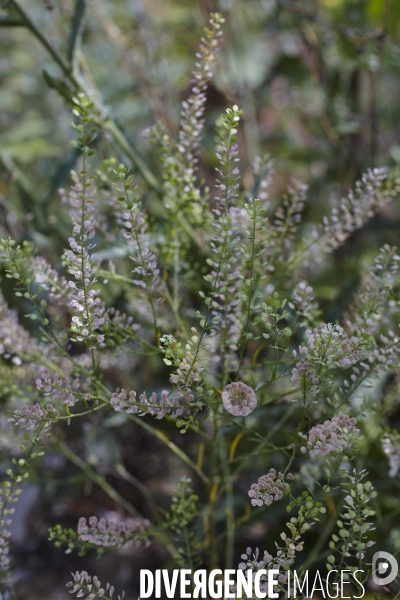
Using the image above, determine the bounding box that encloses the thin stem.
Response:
[183,527,194,572]
[237,200,258,376]
[78,134,99,383]
[219,438,235,570]
[58,439,142,518]
[162,280,189,336]
[108,462,157,517]
[58,436,180,561]
[0,424,45,523]
[183,120,236,387]
[208,411,221,568]
[173,229,180,312]
[122,412,210,485]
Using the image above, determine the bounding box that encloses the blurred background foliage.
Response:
[2,0,400,300]
[1,0,400,598]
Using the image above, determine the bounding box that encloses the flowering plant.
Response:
[1,7,400,600]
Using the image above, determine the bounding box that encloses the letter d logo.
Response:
[372,551,398,586]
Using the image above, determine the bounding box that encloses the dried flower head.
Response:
[222,382,257,416]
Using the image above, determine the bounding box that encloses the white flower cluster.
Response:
[8,402,59,432]
[36,369,86,407]
[114,171,163,302]
[292,323,370,400]
[177,13,224,163]
[0,516,10,578]
[32,256,71,305]
[161,12,225,213]
[77,516,150,549]
[289,280,320,328]
[160,332,204,390]
[239,546,274,571]
[110,388,194,419]
[206,106,243,374]
[0,291,45,364]
[269,178,307,261]
[300,413,359,458]
[248,468,294,506]
[382,432,400,477]
[238,545,293,589]
[318,167,390,254]
[67,571,125,599]
[61,169,106,348]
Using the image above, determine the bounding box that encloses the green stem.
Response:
[208,412,221,568]
[103,117,161,192]
[236,200,258,377]
[162,281,189,336]
[183,121,235,387]
[0,425,45,523]
[173,228,180,312]
[183,527,194,571]
[78,127,99,385]
[58,439,141,518]
[219,438,235,570]
[122,412,210,485]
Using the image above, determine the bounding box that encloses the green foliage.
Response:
[48,524,96,557]
[1,2,400,599]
